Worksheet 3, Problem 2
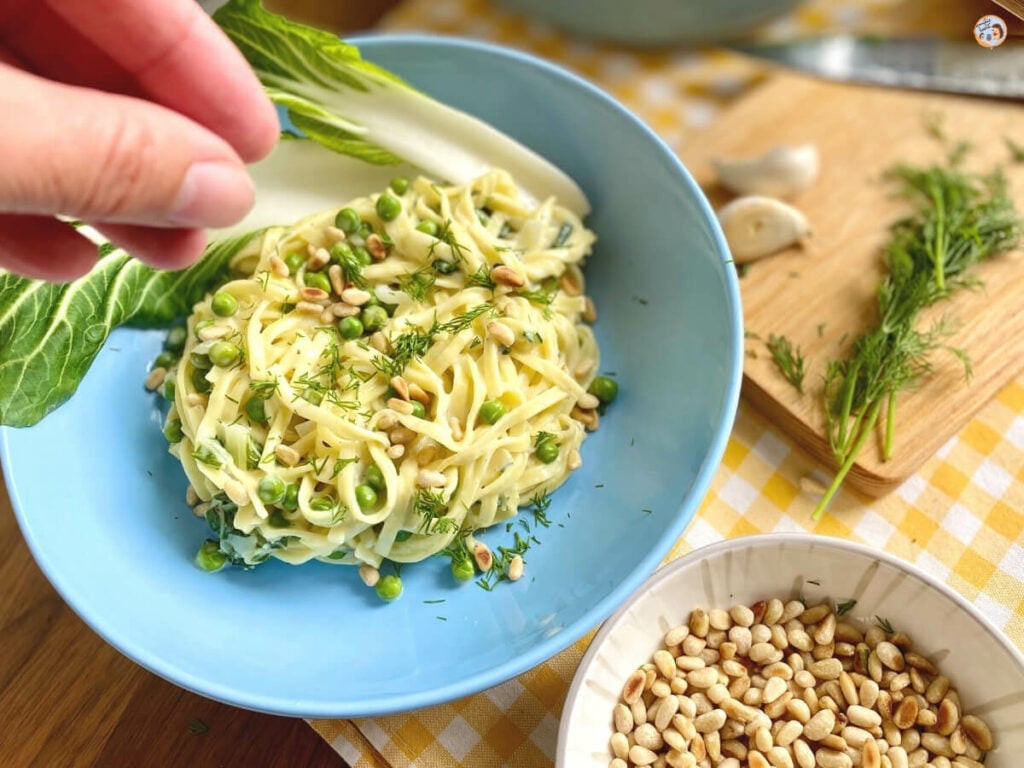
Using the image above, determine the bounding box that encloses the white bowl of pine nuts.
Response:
[556,533,1024,768]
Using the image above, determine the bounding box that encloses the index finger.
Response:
[46,0,279,162]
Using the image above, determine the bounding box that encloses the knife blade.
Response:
[729,36,1024,100]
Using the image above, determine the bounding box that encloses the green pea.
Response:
[309,496,335,512]
[268,510,292,528]
[376,193,402,222]
[257,475,286,505]
[163,419,183,443]
[365,464,385,492]
[375,574,403,602]
[353,245,372,266]
[416,220,440,237]
[154,350,177,370]
[358,221,374,239]
[162,378,176,402]
[284,252,306,276]
[335,207,361,234]
[451,558,475,583]
[211,291,238,317]
[338,316,365,340]
[304,271,331,294]
[409,400,426,419]
[395,530,412,542]
[360,304,388,333]
[432,258,458,275]
[479,399,506,425]
[164,325,187,352]
[195,540,227,572]
[189,351,212,370]
[245,395,268,424]
[355,484,378,510]
[191,367,212,394]
[589,375,619,404]
[282,483,299,511]
[208,341,241,367]
[390,176,410,195]
[536,439,559,464]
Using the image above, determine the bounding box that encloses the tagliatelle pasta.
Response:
[161,170,607,581]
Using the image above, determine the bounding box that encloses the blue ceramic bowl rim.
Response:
[0,33,743,716]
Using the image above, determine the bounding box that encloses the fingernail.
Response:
[168,161,254,228]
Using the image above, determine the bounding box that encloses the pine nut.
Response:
[875,642,905,672]
[416,469,446,488]
[386,444,405,459]
[802,708,836,741]
[847,705,882,729]
[815,747,853,768]
[447,415,464,441]
[888,747,909,768]
[935,697,959,736]
[269,254,289,277]
[693,708,726,733]
[768,745,794,768]
[389,375,411,401]
[389,427,416,445]
[959,715,993,752]
[145,367,167,391]
[223,478,249,506]
[491,265,525,287]
[507,555,526,582]
[793,738,815,768]
[582,295,597,323]
[629,744,658,765]
[274,444,301,467]
[328,264,346,295]
[341,287,371,305]
[192,502,210,518]
[486,320,515,347]
[407,382,430,404]
[613,703,633,733]
[197,323,231,341]
[623,670,646,705]
[295,300,325,315]
[331,301,360,317]
[567,449,582,470]
[369,331,390,352]
[306,247,330,270]
[809,658,843,680]
[325,225,347,242]
[366,233,388,260]
[387,397,415,415]
[610,731,629,759]
[635,722,664,751]
[358,564,379,587]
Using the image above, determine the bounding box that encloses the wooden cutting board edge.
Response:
[681,72,1024,497]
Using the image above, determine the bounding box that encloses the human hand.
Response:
[0,0,279,281]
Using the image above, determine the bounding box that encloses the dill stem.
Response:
[812,398,883,521]
[835,362,859,455]
[883,389,897,461]
[931,183,947,292]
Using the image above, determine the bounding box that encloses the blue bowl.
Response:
[497,0,803,46]
[0,36,742,717]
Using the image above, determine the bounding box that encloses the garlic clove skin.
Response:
[716,195,811,263]
[713,144,819,198]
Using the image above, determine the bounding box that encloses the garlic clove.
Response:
[716,195,811,263]
[713,144,819,198]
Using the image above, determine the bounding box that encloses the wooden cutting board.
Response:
[680,74,1024,497]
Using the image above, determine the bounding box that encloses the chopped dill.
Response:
[552,222,573,248]
[336,244,369,289]
[875,616,895,634]
[467,264,496,291]
[399,268,436,302]
[530,491,552,528]
[374,304,494,377]
[767,334,806,394]
[414,489,458,534]
[836,598,857,616]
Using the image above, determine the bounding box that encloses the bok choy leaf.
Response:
[0,232,259,427]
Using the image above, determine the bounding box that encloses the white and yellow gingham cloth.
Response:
[311,1,1024,765]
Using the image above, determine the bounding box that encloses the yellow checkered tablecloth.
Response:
[310,0,1024,765]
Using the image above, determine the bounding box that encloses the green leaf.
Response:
[0,231,259,427]
[214,0,409,166]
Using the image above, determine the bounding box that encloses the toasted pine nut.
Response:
[387,397,415,415]
[486,320,515,347]
[386,444,405,459]
[185,485,200,507]
[300,286,330,303]
[960,715,993,752]
[559,269,582,296]
[376,412,398,431]
[472,541,493,572]
[185,393,207,407]
[613,703,633,734]
[389,375,411,401]
[358,564,379,587]
[192,502,211,518]
[369,331,390,353]
[330,301,360,317]
[389,427,416,445]
[574,359,596,379]
[567,449,582,470]
[407,382,430,404]
[507,554,524,582]
[582,295,597,323]
[491,264,525,287]
[274,444,301,467]
[145,367,167,391]
[306,247,330,270]
[325,225,347,242]
[366,233,388,260]
[269,254,289,277]
[577,392,600,410]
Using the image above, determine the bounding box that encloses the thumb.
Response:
[0,63,257,229]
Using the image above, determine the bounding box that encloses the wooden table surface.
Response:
[0,2,401,766]
[0,473,349,768]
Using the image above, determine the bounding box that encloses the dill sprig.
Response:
[399,268,436,302]
[813,154,1020,520]
[414,489,458,534]
[766,334,806,394]
[373,304,494,377]
[467,264,496,291]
